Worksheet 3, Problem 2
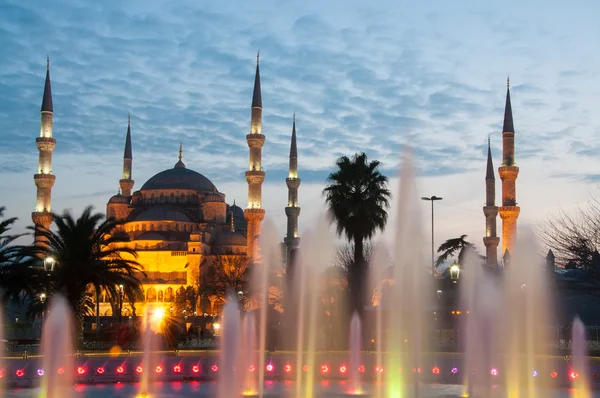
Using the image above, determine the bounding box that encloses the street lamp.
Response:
[449,263,460,282]
[421,196,443,276]
[238,290,244,310]
[118,284,124,324]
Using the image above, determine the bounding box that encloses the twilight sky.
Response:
[1,0,599,263]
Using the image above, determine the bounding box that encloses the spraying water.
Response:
[39,294,74,398]
[241,311,258,395]
[0,304,3,398]
[138,305,161,398]
[349,312,362,394]
[572,316,591,398]
[217,298,242,398]
[369,242,390,398]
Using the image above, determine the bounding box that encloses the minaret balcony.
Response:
[34,173,56,188]
[483,205,498,218]
[285,207,301,217]
[286,177,301,189]
[245,170,265,184]
[498,205,521,220]
[36,137,56,151]
[246,134,265,148]
[498,165,519,180]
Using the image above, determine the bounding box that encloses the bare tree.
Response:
[200,254,250,308]
[334,242,375,274]
[539,194,600,269]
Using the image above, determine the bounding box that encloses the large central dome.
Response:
[141,167,216,192]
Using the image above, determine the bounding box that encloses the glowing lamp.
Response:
[376,366,384,373]
[339,365,347,374]
[449,263,460,281]
[533,370,539,377]
[192,365,200,373]
[77,367,86,375]
[302,365,308,372]
[136,366,143,374]
[173,365,181,373]
[491,368,498,376]
[358,365,365,373]
[570,371,579,380]
[321,365,329,374]
[285,364,292,373]
[249,365,255,372]
[432,366,440,375]
[550,371,558,378]
[413,368,421,373]
[16,369,24,377]
[116,366,124,374]
[266,364,274,372]
[451,367,458,374]
[57,368,65,375]
[155,366,163,374]
[96,367,105,375]
[37,369,44,376]
[211,364,218,372]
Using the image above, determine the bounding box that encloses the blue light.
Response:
[533,370,539,378]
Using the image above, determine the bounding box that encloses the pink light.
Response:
[491,368,498,376]
[266,364,274,372]
[173,365,182,373]
[570,371,579,380]
[136,366,143,374]
[249,365,255,372]
[192,365,200,374]
[211,364,218,372]
[285,364,292,373]
[432,366,440,375]
[413,367,421,373]
[550,371,558,378]
[156,366,163,374]
[96,367,105,375]
[16,369,24,377]
[358,365,365,373]
[37,369,44,376]
[321,364,329,374]
[376,366,384,373]
[302,365,308,372]
[451,367,458,374]
[57,368,65,375]
[116,366,124,374]
[339,365,347,374]
[77,367,86,375]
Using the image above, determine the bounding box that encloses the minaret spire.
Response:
[284,114,301,265]
[483,136,499,267]
[119,114,134,196]
[32,58,57,246]
[244,52,266,262]
[175,142,185,168]
[498,77,521,258]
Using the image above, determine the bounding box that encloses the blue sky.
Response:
[1,0,599,260]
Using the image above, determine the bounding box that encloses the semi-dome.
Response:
[108,193,129,204]
[141,167,216,192]
[131,206,192,222]
[214,231,247,246]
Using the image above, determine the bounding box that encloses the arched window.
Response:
[135,224,139,232]
[180,193,185,202]
[142,224,147,232]
[165,287,174,302]
[158,290,164,302]
[147,287,157,302]
[170,193,175,202]
[160,193,164,203]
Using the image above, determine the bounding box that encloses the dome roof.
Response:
[205,192,224,202]
[215,231,247,246]
[141,167,216,192]
[131,206,192,222]
[227,202,247,230]
[108,193,129,204]
[135,231,168,241]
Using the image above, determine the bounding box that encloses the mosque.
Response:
[31,55,302,317]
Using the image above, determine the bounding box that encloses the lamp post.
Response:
[421,196,443,277]
[238,290,244,311]
[43,257,55,310]
[449,263,461,282]
[118,284,124,324]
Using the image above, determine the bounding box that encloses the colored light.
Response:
[173,365,181,373]
[302,365,308,372]
[491,368,498,376]
[358,365,365,373]
[376,366,384,373]
[533,370,539,378]
[451,367,458,374]
[136,366,143,374]
[156,366,163,374]
[211,364,218,372]
[37,369,44,376]
[432,366,440,375]
[116,366,124,374]
[413,368,421,373]
[192,365,200,373]
[570,371,579,380]
[249,365,255,372]
[339,365,347,374]
[96,367,105,375]
[550,371,558,378]
[57,368,65,375]
[16,369,24,377]
[285,364,292,373]
[77,367,86,375]
[266,364,274,372]
[321,364,329,374]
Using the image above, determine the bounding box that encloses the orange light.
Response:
[303,365,308,372]
[285,364,292,373]
[173,365,181,373]
[77,367,86,375]
[155,366,163,374]
[136,366,143,374]
[551,371,558,378]
[570,371,579,380]
[249,365,256,372]
[432,366,440,375]
[116,366,124,374]
[57,368,65,375]
[358,365,365,373]
[376,366,384,373]
[339,365,347,374]
[321,364,329,374]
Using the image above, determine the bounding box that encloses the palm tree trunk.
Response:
[96,288,100,338]
[351,235,366,316]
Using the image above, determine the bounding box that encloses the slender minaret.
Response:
[284,114,301,265]
[498,77,520,257]
[244,52,266,262]
[119,114,134,197]
[483,137,499,267]
[32,57,56,246]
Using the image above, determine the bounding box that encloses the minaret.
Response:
[119,114,134,197]
[483,137,499,267]
[32,57,56,246]
[244,52,266,262]
[284,114,301,265]
[498,77,520,257]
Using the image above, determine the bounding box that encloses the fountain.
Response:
[572,316,591,398]
[137,305,162,398]
[349,312,362,395]
[217,298,242,398]
[241,312,258,395]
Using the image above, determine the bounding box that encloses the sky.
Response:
[1,0,599,265]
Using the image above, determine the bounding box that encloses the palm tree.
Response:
[435,234,484,269]
[323,152,391,313]
[34,205,145,343]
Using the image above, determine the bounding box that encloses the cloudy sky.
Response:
[1,0,599,263]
